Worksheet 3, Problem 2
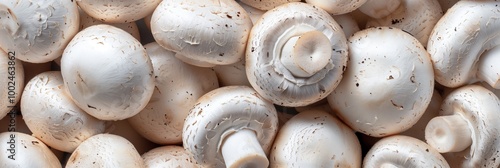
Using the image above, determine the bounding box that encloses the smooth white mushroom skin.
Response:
[66,134,145,168]
[0,132,62,168]
[0,0,79,63]
[270,109,362,167]
[246,2,348,107]
[78,8,140,41]
[183,86,278,168]
[61,24,155,121]
[331,14,361,38]
[237,1,265,24]
[363,135,450,168]
[21,71,110,152]
[142,146,200,168]
[77,0,162,23]
[328,27,434,137]
[0,49,24,120]
[212,59,251,87]
[239,0,301,11]
[306,0,368,15]
[427,1,500,89]
[108,120,158,155]
[476,46,500,89]
[358,0,401,19]
[128,42,219,145]
[151,0,253,66]
[424,85,500,167]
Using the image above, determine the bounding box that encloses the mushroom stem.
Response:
[425,114,472,153]
[280,30,332,78]
[477,46,500,89]
[0,3,20,36]
[221,129,268,168]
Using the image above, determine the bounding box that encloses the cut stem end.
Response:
[425,115,472,153]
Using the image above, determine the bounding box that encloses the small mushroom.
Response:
[0,132,62,168]
[328,27,434,137]
[183,86,278,168]
[239,0,301,11]
[77,0,162,23]
[270,109,362,167]
[363,135,450,167]
[65,134,145,167]
[142,145,201,167]
[0,0,79,63]
[246,2,348,107]
[150,0,253,67]
[78,8,140,40]
[128,42,219,145]
[424,84,500,167]
[305,0,368,15]
[0,49,24,120]
[61,24,155,121]
[427,1,500,89]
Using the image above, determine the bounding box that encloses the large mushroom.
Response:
[77,0,161,23]
[427,1,500,89]
[0,132,62,167]
[246,2,348,107]
[425,84,500,167]
[142,145,201,167]
[150,0,253,67]
[0,49,23,120]
[183,86,278,168]
[60,24,155,121]
[328,27,434,137]
[0,0,79,63]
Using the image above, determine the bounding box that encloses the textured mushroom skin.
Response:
[78,8,140,40]
[142,146,200,168]
[0,49,24,120]
[240,0,301,11]
[306,0,368,15]
[0,132,62,168]
[77,0,162,23]
[0,0,79,63]
[183,86,278,167]
[246,2,348,107]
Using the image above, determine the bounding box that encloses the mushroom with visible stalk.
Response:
[0,132,62,168]
[142,145,201,167]
[246,2,348,107]
[328,27,435,137]
[128,42,219,145]
[65,134,145,167]
[362,0,443,47]
[305,0,367,15]
[424,84,500,167]
[363,135,450,167]
[61,24,155,121]
[20,71,110,152]
[77,0,161,23]
[183,86,278,168]
[238,0,301,11]
[151,0,253,67]
[78,8,140,41]
[0,0,79,63]
[427,1,500,89]
[0,49,24,120]
[270,109,362,167]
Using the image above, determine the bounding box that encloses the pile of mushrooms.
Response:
[0,0,500,167]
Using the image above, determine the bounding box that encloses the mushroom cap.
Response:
[427,1,500,88]
[305,0,368,15]
[78,8,140,41]
[142,146,200,168]
[270,109,361,167]
[363,135,450,167]
[0,49,24,120]
[239,0,301,11]
[0,132,62,168]
[65,134,145,167]
[212,59,251,87]
[331,14,360,38]
[77,0,162,23]
[246,2,348,107]
[20,71,109,152]
[150,0,253,66]
[432,85,500,167]
[328,27,434,137]
[0,0,79,63]
[128,42,219,145]
[61,24,155,121]
[182,86,278,167]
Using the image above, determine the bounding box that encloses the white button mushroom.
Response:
[328,27,434,137]
[150,0,253,67]
[77,0,162,23]
[128,42,219,145]
[239,0,301,11]
[78,8,141,41]
[65,134,145,168]
[0,0,79,63]
[424,84,500,167]
[20,71,110,152]
[363,135,450,167]
[183,86,278,168]
[61,24,155,121]
[212,59,252,87]
[305,0,368,15]
[108,120,158,155]
[246,2,348,107]
[0,132,62,168]
[427,1,500,89]
[0,49,23,120]
[270,109,362,167]
[237,1,266,24]
[358,0,401,19]
[142,145,201,168]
